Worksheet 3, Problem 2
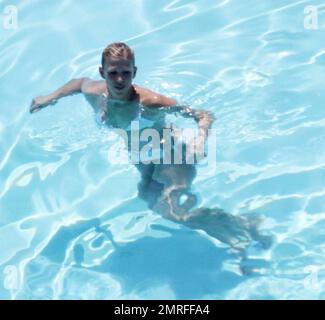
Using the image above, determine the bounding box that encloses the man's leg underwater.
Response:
[149,163,273,253]
[135,163,165,209]
[135,161,272,253]
[150,163,198,220]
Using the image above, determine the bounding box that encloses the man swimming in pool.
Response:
[30,42,272,254]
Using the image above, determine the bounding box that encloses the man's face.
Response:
[100,57,137,100]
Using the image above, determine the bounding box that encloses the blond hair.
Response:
[101,42,135,66]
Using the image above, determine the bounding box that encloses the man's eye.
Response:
[108,71,117,76]
[122,71,131,76]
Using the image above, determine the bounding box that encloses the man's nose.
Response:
[116,75,124,83]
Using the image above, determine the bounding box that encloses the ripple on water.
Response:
[1,0,325,300]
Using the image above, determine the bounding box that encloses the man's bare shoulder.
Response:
[81,79,106,96]
[134,85,177,107]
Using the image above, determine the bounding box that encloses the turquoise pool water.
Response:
[1,0,325,299]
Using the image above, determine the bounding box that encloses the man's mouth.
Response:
[114,85,125,91]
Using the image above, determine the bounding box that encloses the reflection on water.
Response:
[1,0,325,299]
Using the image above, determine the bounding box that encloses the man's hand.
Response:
[30,78,88,114]
[185,134,207,161]
[99,109,108,124]
[30,95,57,113]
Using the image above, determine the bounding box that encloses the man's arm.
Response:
[141,89,215,137]
[164,105,215,138]
[30,77,90,113]
[161,105,215,159]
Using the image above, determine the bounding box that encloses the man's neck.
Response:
[107,85,136,103]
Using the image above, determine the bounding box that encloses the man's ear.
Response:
[99,66,105,79]
[133,66,137,78]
